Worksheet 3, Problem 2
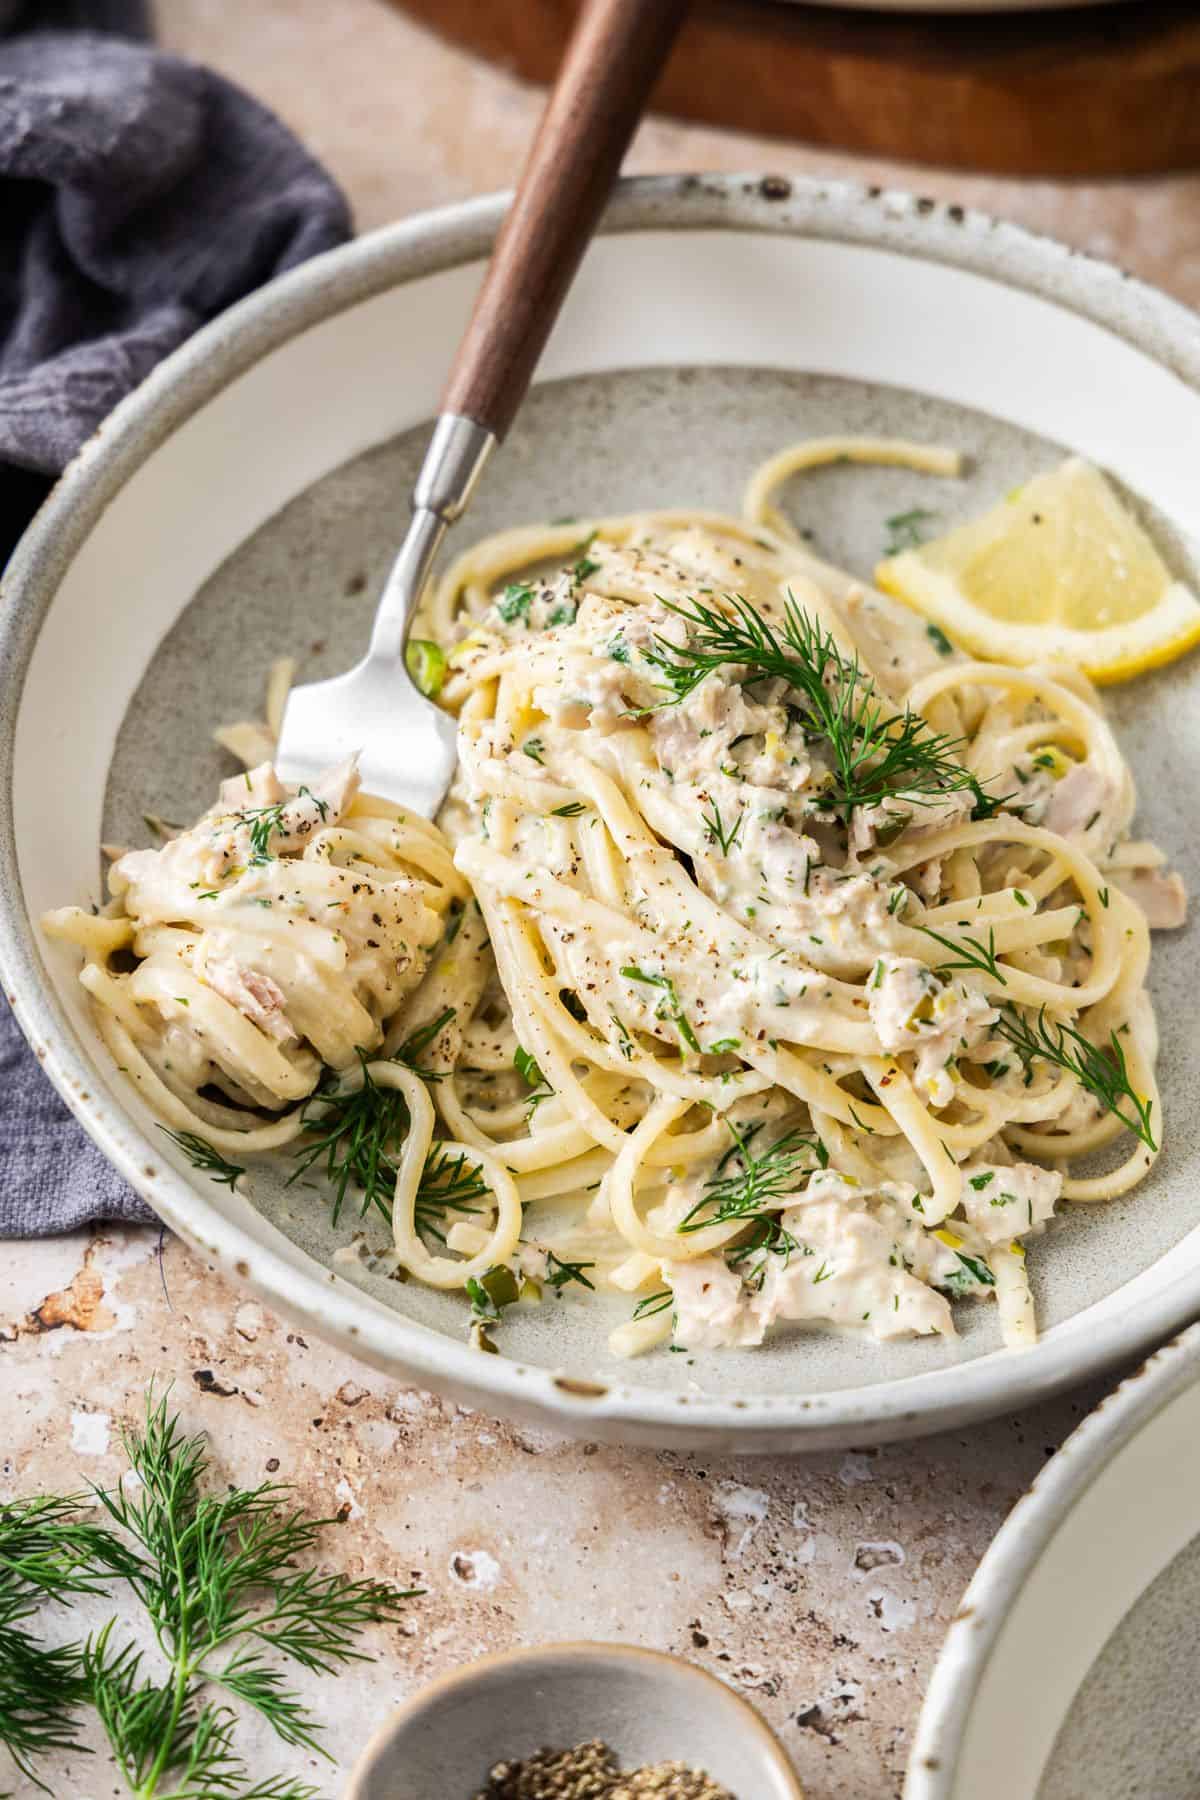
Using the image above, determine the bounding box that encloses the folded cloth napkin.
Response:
[0,6,350,1234]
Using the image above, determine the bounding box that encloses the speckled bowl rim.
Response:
[905,1318,1200,1796]
[342,1639,805,1797]
[2,173,1200,1449]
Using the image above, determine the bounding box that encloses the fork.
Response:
[275,0,690,814]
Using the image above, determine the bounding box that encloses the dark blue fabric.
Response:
[0,5,350,1233]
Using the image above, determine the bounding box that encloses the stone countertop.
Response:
[4,3,1196,1795]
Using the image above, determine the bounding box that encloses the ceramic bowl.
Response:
[3,174,1200,1450]
[907,1319,1200,1798]
[343,1642,803,1799]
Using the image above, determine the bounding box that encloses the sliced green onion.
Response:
[406,638,447,698]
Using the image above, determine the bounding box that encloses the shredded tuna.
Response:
[868,956,997,1107]
[205,958,295,1043]
[958,1161,1062,1244]
[218,761,283,812]
[1111,866,1187,930]
[662,1256,764,1349]
[1043,764,1112,839]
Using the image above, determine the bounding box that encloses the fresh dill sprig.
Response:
[513,1045,553,1111]
[678,1121,827,1234]
[290,1061,491,1247]
[397,1004,457,1077]
[725,1218,800,1291]
[883,507,937,555]
[159,1129,246,1192]
[938,1248,996,1297]
[632,1289,673,1321]
[700,801,745,857]
[619,966,701,1054]
[497,581,534,625]
[289,1052,407,1226]
[0,1497,136,1791]
[569,531,601,587]
[415,1146,491,1247]
[1,1392,416,1799]
[995,1006,1156,1149]
[544,1251,596,1293]
[0,1621,89,1793]
[646,593,998,819]
[82,1388,415,1799]
[915,922,1008,986]
[237,787,328,865]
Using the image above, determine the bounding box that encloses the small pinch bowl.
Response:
[343,1641,804,1799]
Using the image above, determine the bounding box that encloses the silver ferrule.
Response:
[366,415,496,664]
[412,413,496,522]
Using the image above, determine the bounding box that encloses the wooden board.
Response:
[390,0,1200,177]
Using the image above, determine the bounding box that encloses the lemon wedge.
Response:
[875,458,1200,683]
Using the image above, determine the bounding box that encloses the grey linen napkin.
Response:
[0,7,350,1234]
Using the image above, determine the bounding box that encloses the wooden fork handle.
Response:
[440,0,690,443]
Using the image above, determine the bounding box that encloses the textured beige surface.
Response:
[4,3,1195,1795]
[161,0,1200,305]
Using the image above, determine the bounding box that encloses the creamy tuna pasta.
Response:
[45,439,1184,1359]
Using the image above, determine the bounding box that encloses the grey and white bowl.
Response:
[3,174,1200,1451]
[343,1642,804,1799]
[907,1319,1200,1798]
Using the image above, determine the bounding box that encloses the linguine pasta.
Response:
[44,441,1185,1360]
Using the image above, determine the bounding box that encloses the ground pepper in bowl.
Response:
[473,1739,735,1798]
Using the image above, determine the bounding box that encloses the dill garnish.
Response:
[159,1128,246,1192]
[725,1219,799,1290]
[678,1121,826,1234]
[939,1248,995,1295]
[619,966,701,1054]
[884,507,937,555]
[0,1497,138,1789]
[995,1006,1156,1149]
[569,531,601,587]
[700,801,745,857]
[915,922,1008,986]
[1,1391,415,1798]
[497,582,534,625]
[289,1052,407,1226]
[415,1147,491,1246]
[644,594,997,819]
[239,787,328,865]
[397,1004,457,1071]
[289,1059,490,1244]
[550,801,587,818]
[632,1289,673,1321]
[544,1251,596,1292]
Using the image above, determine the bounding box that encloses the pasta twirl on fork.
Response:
[45,441,1184,1359]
